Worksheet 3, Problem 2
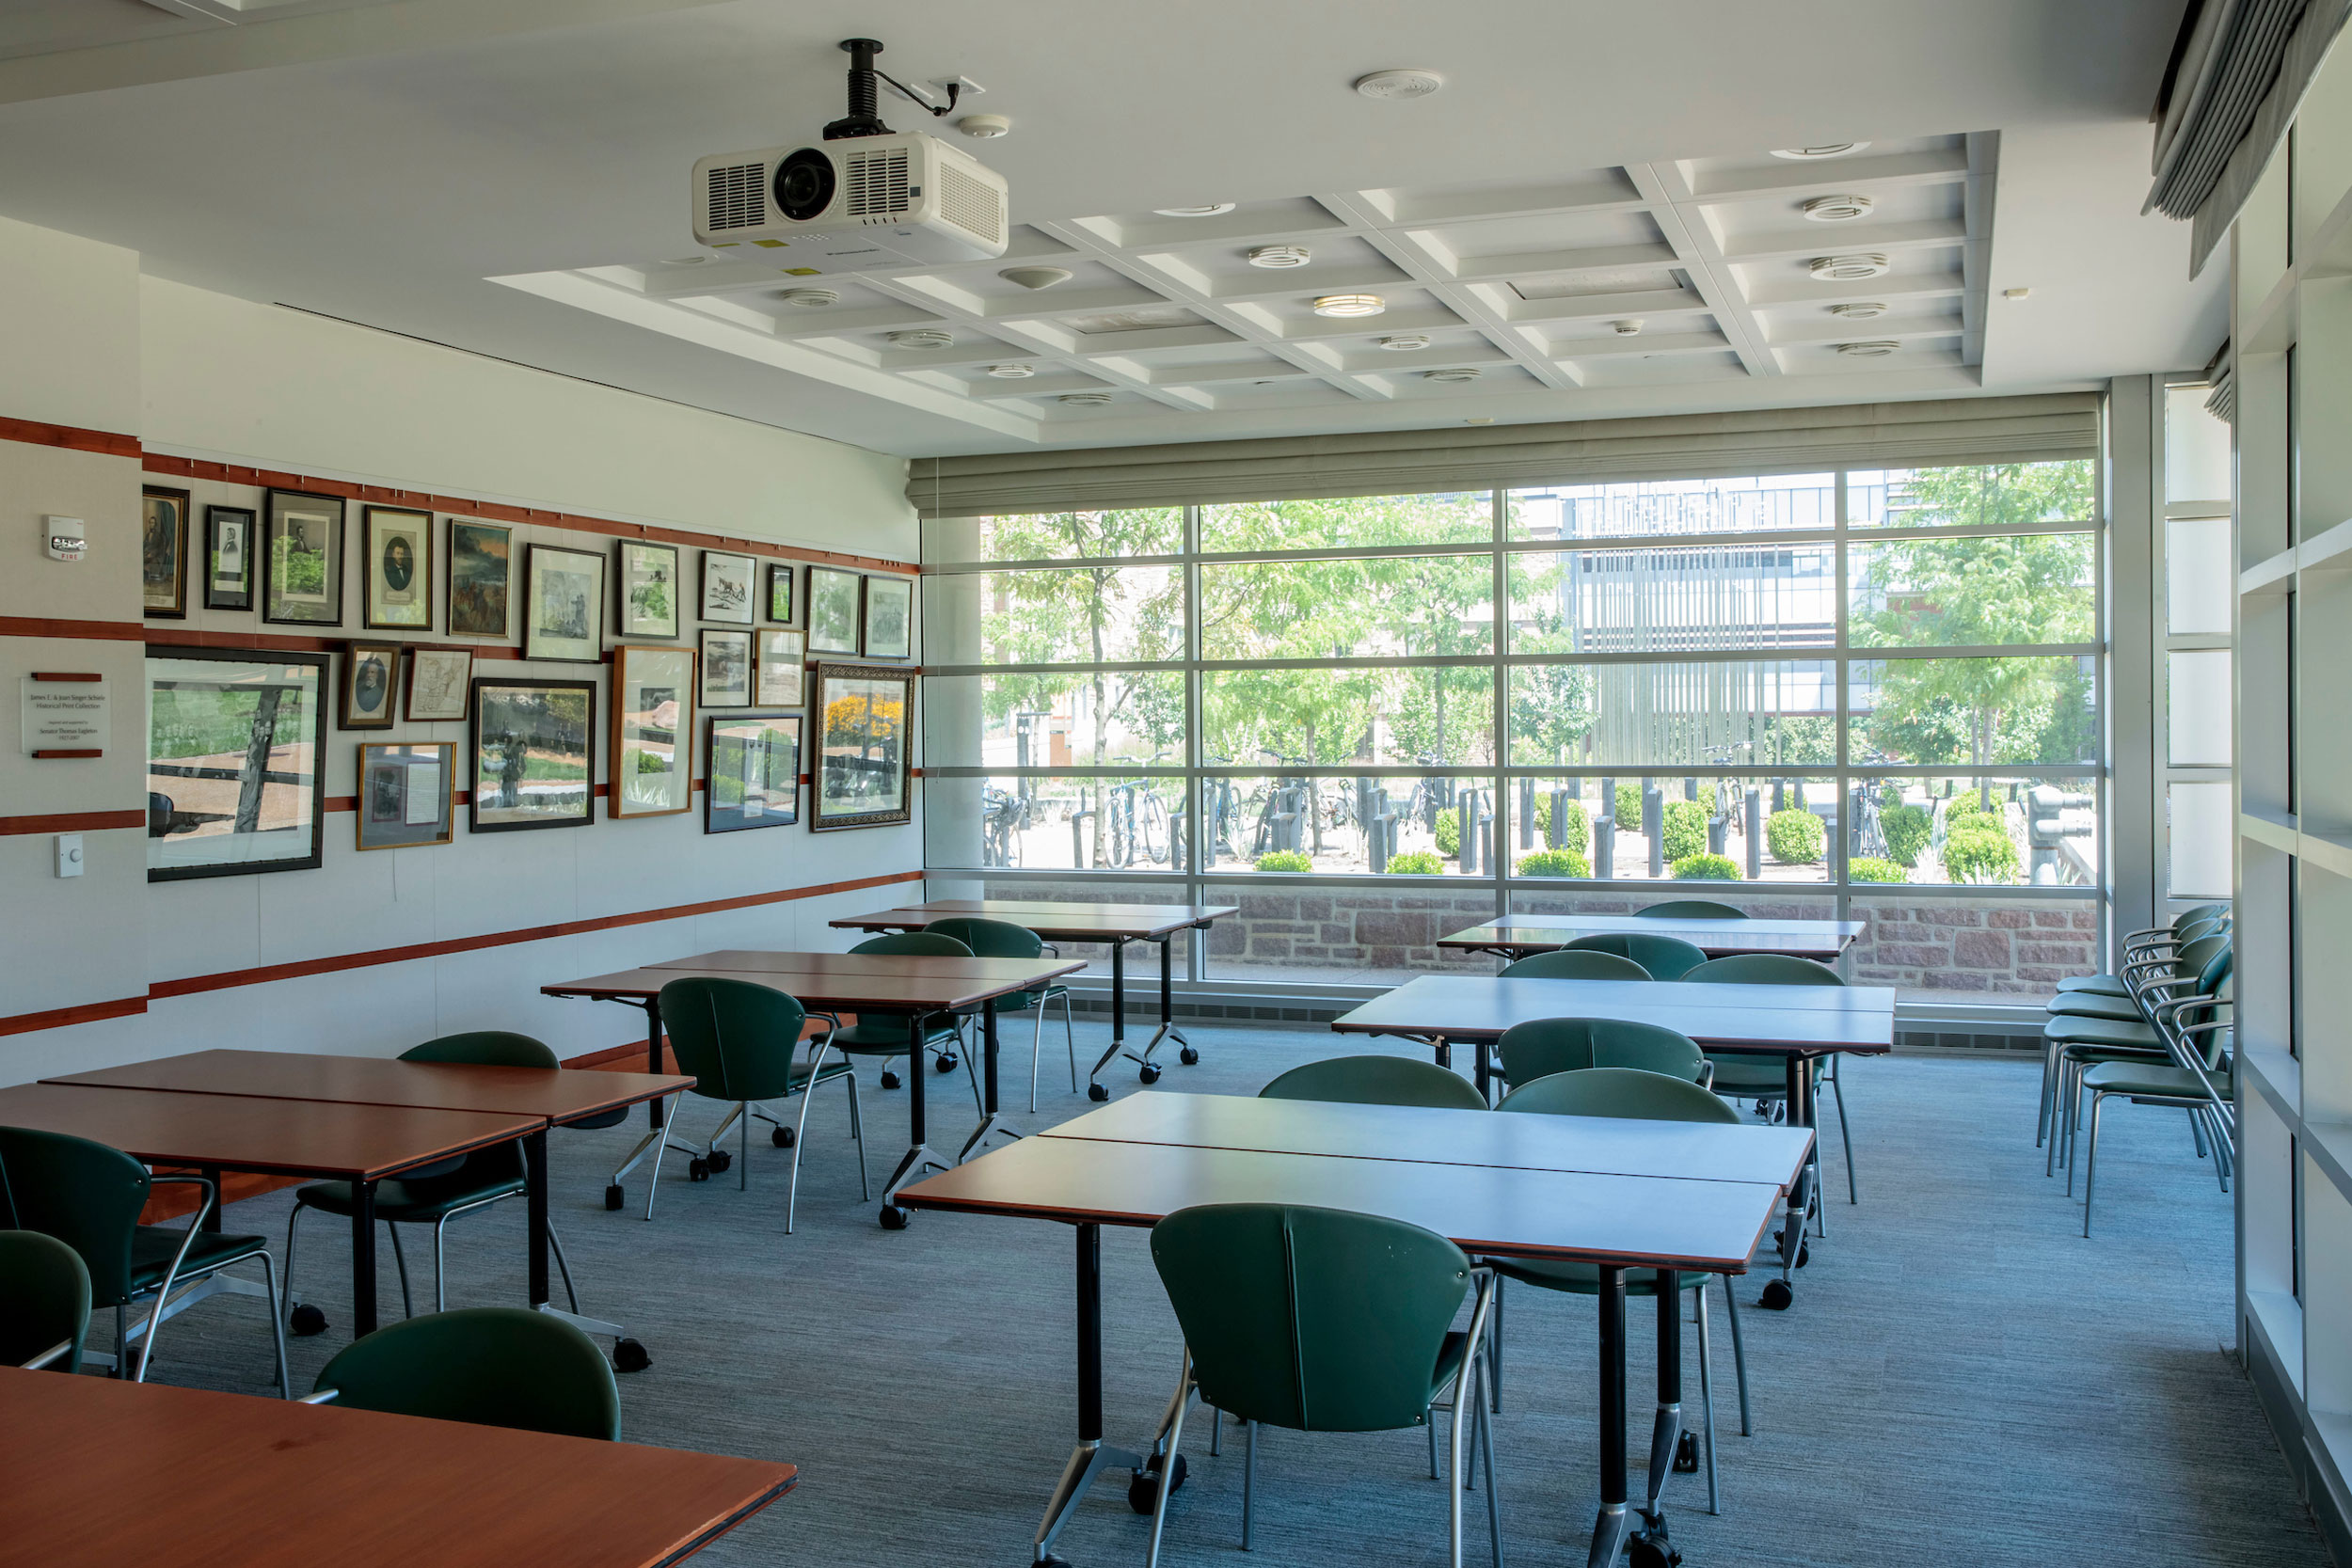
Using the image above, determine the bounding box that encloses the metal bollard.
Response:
[1745,788,1762,880]
[1643,784,1663,879]
[1518,777,1535,851]
[1549,786,1570,849]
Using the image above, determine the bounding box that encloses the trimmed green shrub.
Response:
[1434,807,1460,857]
[1253,850,1312,873]
[1940,824,2020,884]
[1660,800,1708,863]
[1766,807,1825,864]
[1847,856,1909,883]
[1671,853,1742,880]
[1880,802,1931,868]
[1613,783,1643,832]
[1943,796,1996,833]
[1388,849,1443,875]
[1533,795,1591,854]
[1515,847,1592,879]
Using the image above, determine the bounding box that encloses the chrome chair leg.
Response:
[1724,1278,1751,1435]
[388,1224,414,1319]
[1428,1389,1441,1479]
[548,1225,581,1314]
[1243,1418,1258,1549]
[1489,1275,1503,1413]
[282,1204,304,1322]
[1143,1352,1193,1568]
[258,1251,291,1400]
[1829,1057,1857,1204]
[644,1096,676,1221]
[1476,1363,1502,1568]
[1029,1002,1046,1115]
[2082,1090,2109,1237]
[1060,990,1078,1093]
[846,1068,871,1199]
[1209,1405,1222,1456]
[1695,1281,1719,1515]
[787,1069,822,1236]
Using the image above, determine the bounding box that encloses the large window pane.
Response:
[1505,475,1835,541]
[955,564,1184,665]
[1509,543,1835,654]
[1848,461,2095,529]
[1202,555,1492,658]
[1202,667,1493,767]
[924,772,1185,871]
[1847,532,2093,648]
[1202,772,1490,877]
[1851,656,2096,768]
[930,508,1184,564]
[922,672,1185,770]
[1509,660,1836,768]
[1847,775,2095,887]
[1200,493,1490,552]
[1502,774,1829,885]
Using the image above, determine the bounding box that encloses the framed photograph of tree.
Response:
[767,562,798,625]
[145,646,327,881]
[361,505,434,631]
[447,519,512,639]
[864,576,913,659]
[807,567,863,655]
[706,712,801,832]
[262,489,345,626]
[522,545,606,663]
[469,677,596,832]
[142,487,191,619]
[616,539,681,639]
[810,661,913,832]
[610,643,696,818]
[357,741,453,851]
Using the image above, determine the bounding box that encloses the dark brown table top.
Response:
[1438,914,1867,958]
[1042,1091,1813,1189]
[896,1134,1782,1273]
[45,1050,690,1126]
[831,899,1237,941]
[0,1082,542,1181]
[0,1365,794,1568]
[1329,975,1896,1053]
[547,951,1085,1012]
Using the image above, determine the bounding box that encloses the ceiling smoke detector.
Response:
[1828,301,1889,319]
[1057,390,1116,405]
[774,287,841,308]
[1835,340,1901,357]
[956,114,1011,138]
[1377,333,1433,351]
[1802,193,1875,222]
[887,328,955,350]
[1771,142,1869,159]
[999,266,1073,290]
[1248,244,1313,269]
[1354,68,1445,100]
[1153,203,1237,217]
[1312,293,1386,318]
[1613,320,1643,337]
[1423,367,1483,383]
[1808,253,1891,281]
[985,363,1037,378]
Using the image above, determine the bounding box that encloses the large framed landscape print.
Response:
[810,661,913,832]
[470,678,596,832]
[145,647,327,881]
[262,489,345,626]
[706,712,800,832]
[610,643,695,818]
[523,545,606,663]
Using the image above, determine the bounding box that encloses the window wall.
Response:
[922,462,2103,998]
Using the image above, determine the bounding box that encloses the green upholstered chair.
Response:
[926,916,1077,1113]
[2046,946,2232,1190]
[1141,1203,1500,1568]
[0,1228,91,1371]
[1499,949,1654,982]
[310,1307,620,1439]
[1559,931,1708,981]
[1637,900,1747,920]
[649,976,865,1230]
[827,933,981,1108]
[0,1126,287,1393]
[1488,1068,1747,1514]
[284,1033,586,1334]
[2077,1012,2235,1237]
[2058,904,2230,996]
[1259,1054,1487,1110]
[1496,1017,1712,1090]
[2047,931,2231,1021]
[1679,953,1857,1206]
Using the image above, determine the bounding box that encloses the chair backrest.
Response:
[1496,1066,1741,1124]
[1150,1204,1470,1433]
[2173,902,2230,931]
[401,1031,559,1068]
[851,932,974,958]
[1500,950,1653,982]
[2173,932,2230,982]
[924,916,1043,960]
[1559,932,1708,980]
[1258,1055,1487,1110]
[1681,953,1844,987]
[313,1307,620,1439]
[656,977,807,1103]
[1637,900,1747,920]
[0,1127,151,1307]
[0,1229,91,1372]
[1497,1018,1707,1087]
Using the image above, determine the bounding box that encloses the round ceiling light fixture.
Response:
[985,363,1037,378]
[887,328,956,350]
[999,266,1073,290]
[956,113,1011,138]
[1808,253,1891,281]
[1835,340,1901,357]
[1801,193,1875,222]
[1771,142,1869,159]
[1828,301,1889,319]
[1355,68,1445,100]
[1057,390,1116,405]
[773,287,841,308]
[1153,203,1237,217]
[1423,367,1483,383]
[1377,333,1433,351]
[663,255,712,266]
[1248,244,1312,269]
[1311,293,1386,318]
[1613,319,1644,337]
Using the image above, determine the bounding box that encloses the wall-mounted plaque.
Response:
[23,673,108,757]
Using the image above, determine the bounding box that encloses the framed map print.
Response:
[405,646,473,722]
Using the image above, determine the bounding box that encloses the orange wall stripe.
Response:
[0,415,140,460]
[0,809,145,836]
[0,995,148,1038]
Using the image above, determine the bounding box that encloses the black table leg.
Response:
[644,998,665,1129]
[1112,941,1126,1045]
[1033,1221,1145,1565]
[909,1013,928,1146]
[1133,934,1197,1073]
[959,998,1022,1162]
[351,1180,378,1339]
[525,1129,549,1309]
[1587,1263,1630,1568]
[199,1165,223,1232]
[882,1012,950,1223]
[1474,1041,1493,1102]
[1639,1269,1682,1550]
[1765,1053,1817,1309]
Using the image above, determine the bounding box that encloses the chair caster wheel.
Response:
[772,1126,796,1148]
[707,1148,732,1174]
[1760,1279,1793,1310]
[1674,1431,1700,1473]
[879,1205,909,1230]
[612,1338,651,1374]
[1796,1243,1809,1268]
[289,1303,327,1337]
[604,1183,625,1211]
[687,1158,710,1182]
[1138,1063,1163,1085]
[934,1053,961,1074]
[1088,1083,1111,1102]
[1629,1532,1681,1568]
[1127,1451,1187,1513]
[1179,1046,1200,1066]
[881,1069,902,1090]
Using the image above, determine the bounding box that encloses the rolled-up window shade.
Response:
[908,393,2100,517]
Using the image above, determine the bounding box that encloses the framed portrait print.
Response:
[262,489,345,626]
[362,506,434,631]
[470,677,596,832]
[143,486,190,619]
[610,643,696,819]
[447,519,512,639]
[865,576,914,660]
[701,550,755,625]
[146,646,327,881]
[810,661,914,831]
[341,641,400,731]
[767,562,798,625]
[616,540,681,640]
[523,545,606,663]
[357,741,453,850]
[405,645,473,722]
[699,628,752,708]
[755,627,805,707]
[807,567,863,656]
[706,712,801,832]
[203,505,255,611]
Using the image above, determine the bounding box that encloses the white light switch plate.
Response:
[56,832,83,878]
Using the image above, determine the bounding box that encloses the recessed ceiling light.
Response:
[773,287,840,308]
[1835,340,1901,357]
[888,328,955,350]
[1312,293,1386,318]
[1057,390,1116,405]
[1771,142,1869,159]
[1828,301,1888,319]
[1801,193,1875,222]
[1355,68,1445,100]
[1613,320,1643,337]
[1248,244,1312,269]
[1423,367,1483,383]
[1377,333,1433,351]
[999,266,1073,291]
[1808,253,1891,281]
[985,363,1037,378]
[663,255,712,266]
[1153,203,1237,217]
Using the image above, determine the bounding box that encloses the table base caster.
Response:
[289,1303,326,1337]
[1760,1278,1793,1310]
[612,1338,651,1374]
[771,1125,795,1148]
[880,1204,910,1230]
[1138,1063,1162,1086]
[604,1183,625,1212]
[1673,1431,1699,1473]
[687,1157,710,1182]
[935,1052,960,1074]
[1088,1083,1110,1102]
[1127,1451,1186,1513]
[707,1148,732,1174]
[1178,1045,1200,1066]
[881,1069,902,1090]
[1771,1230,1809,1268]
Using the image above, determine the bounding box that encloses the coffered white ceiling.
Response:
[0,0,2224,457]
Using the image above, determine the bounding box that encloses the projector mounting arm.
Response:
[824,37,965,141]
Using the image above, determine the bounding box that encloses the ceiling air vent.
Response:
[1828,301,1887,319]
[844,147,913,217]
[887,329,955,350]
[774,287,840,308]
[1422,367,1483,383]
[986,363,1036,378]
[1808,253,1890,281]
[705,163,768,231]
[1801,194,1874,222]
[1248,245,1312,268]
[1834,341,1900,357]
[1057,390,1116,405]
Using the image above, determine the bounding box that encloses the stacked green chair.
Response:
[284,1034,586,1332]
[1260,1054,1487,1110]
[1499,949,1653,982]
[1495,1017,1712,1090]
[1638,900,1747,920]
[1488,1069,1748,1515]
[2039,918,2228,1149]
[2045,940,2233,1194]
[2056,904,2229,998]
[825,933,982,1107]
[307,1307,620,1438]
[1680,954,1857,1206]
[0,1126,287,1393]
[927,916,1077,1113]
[649,976,866,1230]
[1141,1203,1501,1568]
[1559,931,1708,980]
[2078,997,2235,1236]
[1,1229,91,1371]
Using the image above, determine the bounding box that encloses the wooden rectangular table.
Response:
[830,900,1237,1095]
[0,1364,794,1567]
[1438,913,1867,962]
[899,1096,1792,1568]
[543,951,1084,1224]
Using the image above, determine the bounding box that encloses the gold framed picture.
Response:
[358,741,454,850]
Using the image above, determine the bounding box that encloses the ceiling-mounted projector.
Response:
[691,38,1009,272]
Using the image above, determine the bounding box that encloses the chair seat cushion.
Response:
[2046,991,2147,1022]
[2042,1015,2162,1048]
[295,1173,523,1223]
[128,1226,270,1293]
[2055,973,2132,996]
[827,1019,961,1055]
[1486,1258,1701,1296]
[1704,1051,1815,1095]
[2082,1062,2231,1100]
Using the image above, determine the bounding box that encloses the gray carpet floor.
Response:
[128,1027,2326,1568]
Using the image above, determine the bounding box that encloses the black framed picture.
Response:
[701,549,755,625]
[616,539,682,640]
[362,505,434,631]
[809,660,914,831]
[142,487,190,620]
[340,641,400,731]
[865,576,914,659]
[357,741,453,851]
[447,519,512,639]
[807,567,863,655]
[767,562,798,625]
[523,544,606,663]
[469,677,596,832]
[262,488,345,626]
[145,645,327,881]
[202,505,255,612]
[706,712,802,832]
